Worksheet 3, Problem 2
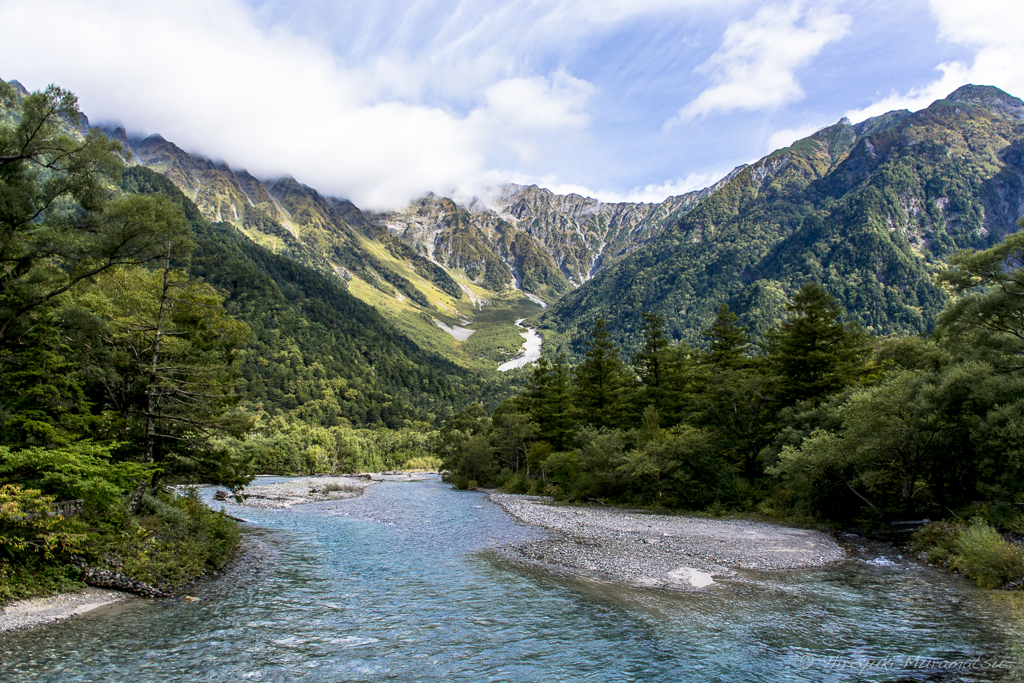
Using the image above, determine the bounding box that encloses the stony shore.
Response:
[0,588,134,634]
[226,472,434,510]
[489,493,845,590]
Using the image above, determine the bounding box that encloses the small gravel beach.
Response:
[490,493,845,590]
[226,475,375,509]
[224,473,436,510]
[0,588,134,634]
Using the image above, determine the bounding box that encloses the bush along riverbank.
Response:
[911,509,1024,590]
[1,485,240,605]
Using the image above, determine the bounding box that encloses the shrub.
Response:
[501,472,530,495]
[0,485,87,605]
[951,520,1024,589]
[448,474,472,490]
[401,456,442,471]
[0,485,85,563]
[912,521,961,565]
[116,487,240,589]
[956,503,1024,534]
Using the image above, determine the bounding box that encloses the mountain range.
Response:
[66,83,1024,363]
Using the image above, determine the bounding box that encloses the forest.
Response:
[441,246,1024,521]
[438,238,1024,584]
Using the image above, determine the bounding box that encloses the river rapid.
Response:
[0,477,1019,682]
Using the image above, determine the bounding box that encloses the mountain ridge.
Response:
[96,83,1024,364]
[538,84,1024,354]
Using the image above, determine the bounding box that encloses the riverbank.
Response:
[489,493,845,590]
[225,472,434,510]
[0,588,134,634]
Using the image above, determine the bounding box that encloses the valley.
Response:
[3,75,1024,682]
[102,84,1024,368]
[103,121,728,372]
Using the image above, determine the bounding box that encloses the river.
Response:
[0,477,1019,682]
[497,319,542,372]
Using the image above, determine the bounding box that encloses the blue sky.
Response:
[1,0,1021,209]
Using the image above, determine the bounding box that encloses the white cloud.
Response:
[846,0,1024,122]
[0,0,763,210]
[465,73,596,164]
[0,0,609,210]
[479,73,595,133]
[670,3,850,123]
[601,172,728,202]
[456,169,727,207]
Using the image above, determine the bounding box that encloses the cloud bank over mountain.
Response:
[1,0,1021,209]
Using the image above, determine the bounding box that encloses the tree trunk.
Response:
[133,241,174,512]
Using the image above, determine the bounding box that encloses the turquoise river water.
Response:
[0,476,1019,682]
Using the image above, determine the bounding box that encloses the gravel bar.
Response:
[490,493,845,590]
[1,588,134,634]
[224,473,436,510]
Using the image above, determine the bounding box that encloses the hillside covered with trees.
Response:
[0,82,495,601]
[539,86,1024,356]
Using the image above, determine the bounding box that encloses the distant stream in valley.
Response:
[497,319,542,372]
[1,478,1019,682]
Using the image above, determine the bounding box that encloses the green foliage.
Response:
[0,84,189,342]
[401,455,442,471]
[952,521,1024,589]
[0,84,250,598]
[0,484,85,562]
[523,354,576,450]
[121,166,490,428]
[540,95,1024,355]
[937,229,1024,370]
[764,282,874,407]
[507,231,570,299]
[445,433,496,489]
[439,249,1024,533]
[0,443,148,511]
[460,323,527,364]
[116,487,241,588]
[574,319,632,428]
[912,521,962,565]
[911,520,1024,590]
[434,219,513,291]
[381,234,463,299]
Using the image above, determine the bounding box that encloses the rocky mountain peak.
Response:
[945,84,1024,121]
[7,79,29,97]
[853,109,912,137]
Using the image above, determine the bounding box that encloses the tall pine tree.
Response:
[575,319,630,428]
[764,283,873,407]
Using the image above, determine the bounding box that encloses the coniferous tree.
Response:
[693,304,772,479]
[704,304,750,369]
[936,229,1024,370]
[0,84,187,343]
[540,353,576,450]
[633,312,670,411]
[764,283,873,407]
[574,319,629,428]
